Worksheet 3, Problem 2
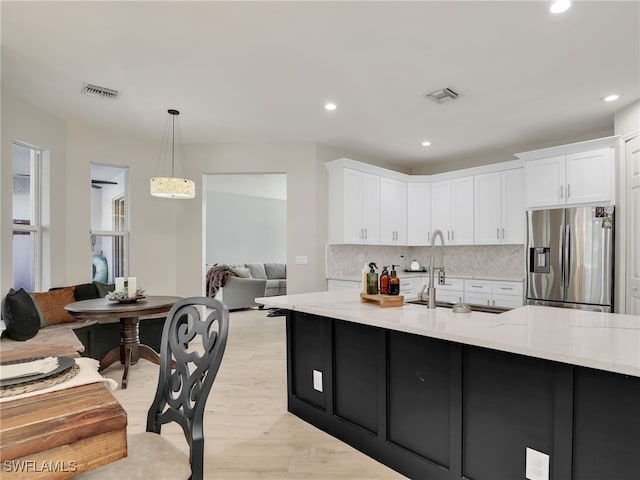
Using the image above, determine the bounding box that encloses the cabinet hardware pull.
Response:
[452,231,454,241]
[560,185,563,198]
[492,300,496,306]
[501,228,505,239]
[364,227,367,239]
[500,287,513,291]
[471,285,483,288]
[497,228,500,239]
[567,184,570,198]
[487,300,490,305]
[360,228,364,239]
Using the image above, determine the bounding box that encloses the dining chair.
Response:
[76,297,229,480]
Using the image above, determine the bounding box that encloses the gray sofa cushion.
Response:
[231,266,251,278]
[264,263,286,279]
[246,263,267,279]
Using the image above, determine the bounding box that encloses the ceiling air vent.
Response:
[426,87,459,104]
[81,83,120,100]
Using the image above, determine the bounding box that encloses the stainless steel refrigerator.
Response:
[526,206,615,312]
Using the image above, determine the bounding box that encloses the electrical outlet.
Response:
[295,255,308,265]
[313,370,323,392]
[526,447,549,480]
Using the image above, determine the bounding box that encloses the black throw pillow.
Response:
[93,282,115,298]
[74,283,99,301]
[2,288,41,341]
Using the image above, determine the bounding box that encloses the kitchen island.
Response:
[257,291,640,480]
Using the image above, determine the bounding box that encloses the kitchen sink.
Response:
[406,299,509,314]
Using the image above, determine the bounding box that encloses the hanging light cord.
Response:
[169,108,179,177]
[171,112,176,176]
[154,109,190,179]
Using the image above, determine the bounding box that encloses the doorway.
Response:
[203,173,287,269]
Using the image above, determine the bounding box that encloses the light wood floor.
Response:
[103,308,406,479]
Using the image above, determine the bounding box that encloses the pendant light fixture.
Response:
[150,109,195,199]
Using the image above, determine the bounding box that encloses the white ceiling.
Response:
[2,1,639,172]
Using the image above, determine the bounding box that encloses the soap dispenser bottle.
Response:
[379,266,390,294]
[361,262,368,293]
[388,264,400,295]
[367,262,379,294]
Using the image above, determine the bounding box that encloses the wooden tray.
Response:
[360,293,404,308]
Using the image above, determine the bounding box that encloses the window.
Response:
[90,164,129,284]
[12,143,42,291]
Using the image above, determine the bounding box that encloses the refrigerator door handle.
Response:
[565,225,571,287]
[560,225,566,287]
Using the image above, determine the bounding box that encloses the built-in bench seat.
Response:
[0,283,165,360]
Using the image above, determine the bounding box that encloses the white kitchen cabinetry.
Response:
[524,147,613,208]
[407,183,431,245]
[327,279,361,292]
[399,276,419,295]
[380,177,407,245]
[423,277,464,304]
[463,279,523,308]
[328,168,380,244]
[474,169,525,244]
[431,177,474,245]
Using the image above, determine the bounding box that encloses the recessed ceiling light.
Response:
[421,141,431,147]
[550,1,571,14]
[602,94,621,102]
[324,102,337,111]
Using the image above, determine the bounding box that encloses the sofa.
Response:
[0,282,165,360]
[214,262,286,310]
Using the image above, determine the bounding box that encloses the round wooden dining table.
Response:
[65,295,180,388]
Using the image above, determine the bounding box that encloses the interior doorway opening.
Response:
[203,173,287,270]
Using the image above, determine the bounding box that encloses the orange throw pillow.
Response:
[31,286,77,325]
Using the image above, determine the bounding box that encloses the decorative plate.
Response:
[112,295,147,304]
[0,356,76,387]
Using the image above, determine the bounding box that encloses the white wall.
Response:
[176,142,327,296]
[1,95,67,294]
[1,94,338,298]
[64,122,179,295]
[205,190,287,265]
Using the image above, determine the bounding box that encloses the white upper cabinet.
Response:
[407,183,431,246]
[328,167,380,244]
[430,180,452,240]
[501,169,525,244]
[565,149,612,205]
[380,176,407,245]
[524,155,566,208]
[431,176,473,245]
[475,169,525,244]
[451,176,474,244]
[519,138,616,209]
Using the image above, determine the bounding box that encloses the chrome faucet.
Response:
[420,229,446,308]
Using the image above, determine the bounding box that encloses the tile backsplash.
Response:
[326,244,525,280]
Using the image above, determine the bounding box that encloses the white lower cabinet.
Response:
[425,277,464,304]
[463,279,524,308]
[399,277,419,295]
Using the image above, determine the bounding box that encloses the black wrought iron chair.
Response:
[77,297,229,480]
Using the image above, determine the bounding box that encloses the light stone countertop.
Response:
[257,291,640,377]
[327,274,524,282]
